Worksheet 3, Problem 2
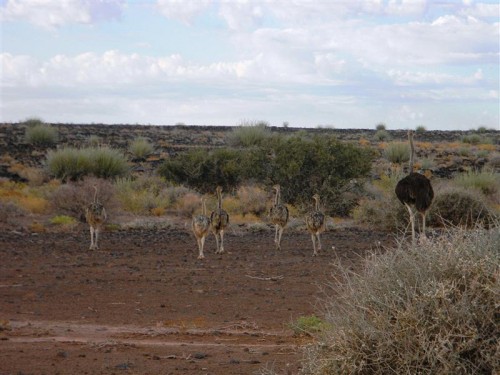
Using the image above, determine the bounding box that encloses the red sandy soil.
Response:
[0,224,394,375]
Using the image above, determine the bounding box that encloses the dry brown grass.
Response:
[302,226,499,375]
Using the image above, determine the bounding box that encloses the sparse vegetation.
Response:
[24,118,58,146]
[383,142,409,164]
[129,137,154,160]
[374,129,391,141]
[415,125,426,133]
[289,315,328,337]
[302,226,500,374]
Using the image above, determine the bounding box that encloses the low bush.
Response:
[352,173,407,230]
[453,169,499,197]
[374,129,391,141]
[24,118,58,146]
[46,147,128,181]
[289,315,328,337]
[129,137,154,160]
[383,142,409,164]
[428,186,497,228]
[227,120,272,147]
[302,226,500,374]
[50,177,116,221]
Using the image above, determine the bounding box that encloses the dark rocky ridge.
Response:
[0,123,498,179]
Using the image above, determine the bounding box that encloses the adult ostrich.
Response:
[395,130,434,243]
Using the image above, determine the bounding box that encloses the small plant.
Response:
[50,215,77,225]
[415,125,426,133]
[461,134,482,145]
[87,135,102,147]
[24,118,58,146]
[227,120,272,147]
[129,137,154,160]
[383,142,409,164]
[374,129,391,141]
[289,315,328,336]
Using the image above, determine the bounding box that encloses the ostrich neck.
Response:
[409,133,415,172]
[274,189,280,205]
[93,188,98,203]
[217,190,222,210]
[202,200,207,216]
[315,198,320,211]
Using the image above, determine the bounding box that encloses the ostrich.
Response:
[192,197,211,260]
[395,130,434,243]
[270,184,289,250]
[210,186,230,254]
[85,185,107,250]
[305,194,326,256]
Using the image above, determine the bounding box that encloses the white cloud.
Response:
[156,0,212,24]
[387,68,484,86]
[0,0,124,29]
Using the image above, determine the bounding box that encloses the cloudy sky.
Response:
[1,0,499,130]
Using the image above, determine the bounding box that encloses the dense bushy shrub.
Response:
[428,186,497,228]
[158,135,373,215]
[302,226,500,374]
[46,147,128,181]
[24,119,58,146]
[159,148,242,193]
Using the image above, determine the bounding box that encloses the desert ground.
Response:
[0,221,394,375]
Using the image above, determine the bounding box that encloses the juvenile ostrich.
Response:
[192,197,211,260]
[305,194,326,256]
[270,184,289,250]
[395,130,434,243]
[85,185,107,250]
[210,186,230,254]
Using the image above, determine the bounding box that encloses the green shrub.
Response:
[159,148,242,193]
[50,215,77,225]
[383,142,409,164]
[374,129,391,141]
[352,173,407,230]
[114,176,172,214]
[375,123,386,131]
[415,125,426,133]
[46,147,92,181]
[91,147,129,179]
[24,119,58,146]
[428,186,496,228]
[129,137,154,160]
[453,170,499,197]
[227,120,272,147]
[462,134,482,145]
[289,315,328,337]
[159,135,373,215]
[46,147,128,181]
[302,226,500,375]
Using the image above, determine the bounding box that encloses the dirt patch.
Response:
[0,226,394,374]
